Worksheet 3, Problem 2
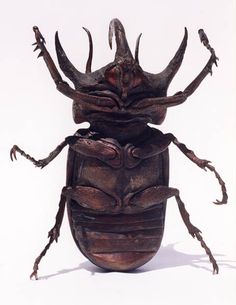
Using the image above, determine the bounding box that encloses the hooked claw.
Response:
[213,199,223,205]
[213,196,228,205]
[212,261,219,274]
[204,163,228,205]
[10,145,19,161]
[30,270,38,280]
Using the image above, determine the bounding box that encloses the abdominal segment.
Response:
[67,200,166,271]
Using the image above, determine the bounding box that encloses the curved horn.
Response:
[109,18,133,60]
[145,28,188,91]
[135,33,142,64]
[159,27,188,87]
[55,31,84,84]
[82,27,93,73]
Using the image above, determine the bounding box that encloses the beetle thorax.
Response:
[90,120,149,144]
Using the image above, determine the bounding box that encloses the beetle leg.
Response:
[175,194,219,274]
[180,29,218,97]
[10,137,76,168]
[30,189,67,280]
[33,26,63,85]
[167,133,228,205]
[129,185,219,273]
[32,26,78,99]
[134,29,218,108]
[32,26,119,104]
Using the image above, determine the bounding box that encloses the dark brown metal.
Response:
[82,27,93,73]
[10,19,227,280]
[135,33,142,64]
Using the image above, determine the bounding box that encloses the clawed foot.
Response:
[10,145,47,168]
[212,262,219,274]
[204,163,228,205]
[29,226,60,281]
[194,231,219,274]
[32,26,46,57]
[213,198,226,205]
[30,270,38,280]
[213,192,228,205]
[10,145,19,161]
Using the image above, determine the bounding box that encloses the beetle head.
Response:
[55,19,187,125]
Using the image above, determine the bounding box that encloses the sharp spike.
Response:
[82,27,93,73]
[55,31,83,84]
[135,33,142,64]
[33,45,40,52]
[37,51,44,58]
[108,21,113,49]
[108,18,133,60]
[162,27,188,83]
[145,27,188,92]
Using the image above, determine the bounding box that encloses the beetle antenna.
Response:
[82,27,93,73]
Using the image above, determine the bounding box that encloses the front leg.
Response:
[10,136,77,168]
[32,26,76,99]
[135,29,218,108]
[32,27,117,105]
[33,26,62,84]
[176,29,218,99]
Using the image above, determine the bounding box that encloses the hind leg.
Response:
[130,185,219,273]
[175,194,219,273]
[30,187,68,280]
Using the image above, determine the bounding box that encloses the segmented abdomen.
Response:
[67,201,166,271]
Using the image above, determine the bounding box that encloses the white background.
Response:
[0,1,235,304]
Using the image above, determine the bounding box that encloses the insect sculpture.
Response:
[10,19,227,280]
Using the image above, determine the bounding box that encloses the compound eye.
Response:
[105,67,120,87]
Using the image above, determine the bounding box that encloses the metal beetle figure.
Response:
[10,19,227,280]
